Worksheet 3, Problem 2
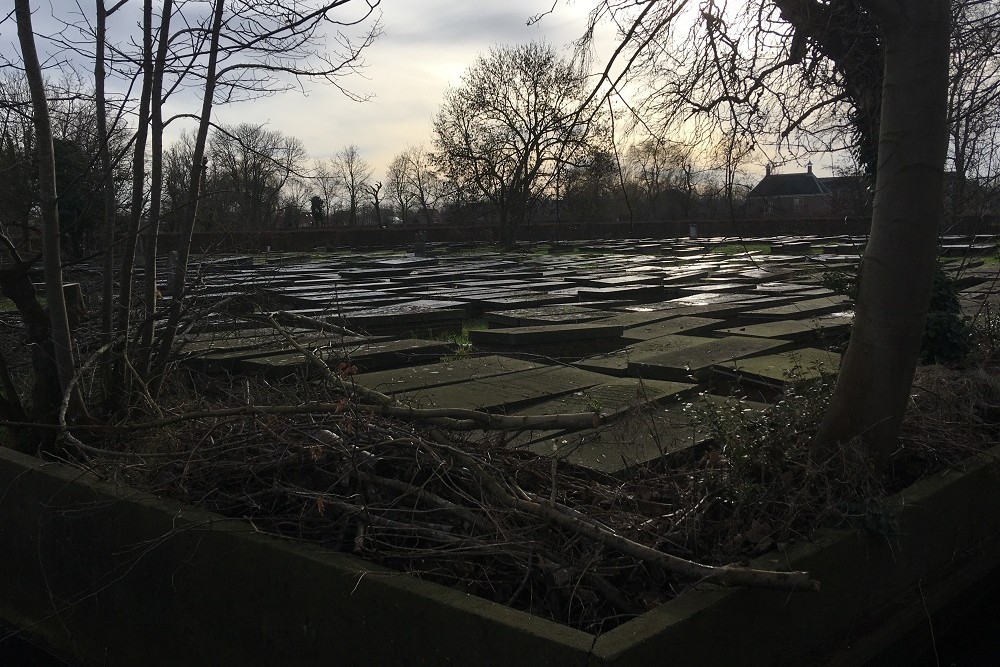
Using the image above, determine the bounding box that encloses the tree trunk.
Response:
[814,0,950,468]
[96,0,117,373]
[137,0,174,376]
[15,0,84,419]
[149,0,225,395]
[112,0,154,405]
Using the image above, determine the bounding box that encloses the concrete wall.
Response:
[0,448,591,666]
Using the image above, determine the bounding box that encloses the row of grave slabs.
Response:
[175,234,999,476]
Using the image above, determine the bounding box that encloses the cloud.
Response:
[212,0,600,177]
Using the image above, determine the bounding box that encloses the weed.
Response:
[921,265,973,365]
[820,269,858,299]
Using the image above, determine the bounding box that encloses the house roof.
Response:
[748,171,829,198]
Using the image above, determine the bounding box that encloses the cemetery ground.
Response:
[4,234,1000,663]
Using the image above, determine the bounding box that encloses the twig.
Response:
[262,315,600,432]
[427,429,820,592]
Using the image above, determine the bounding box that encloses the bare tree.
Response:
[206,123,307,231]
[434,41,597,248]
[624,138,698,220]
[947,0,1000,215]
[399,145,446,226]
[0,72,38,248]
[330,144,372,226]
[312,158,340,225]
[577,0,950,466]
[366,180,384,226]
[386,150,416,223]
[13,0,84,431]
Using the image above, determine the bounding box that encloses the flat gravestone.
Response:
[513,378,696,421]
[475,294,578,310]
[717,314,853,342]
[182,332,373,373]
[629,335,793,382]
[239,338,454,379]
[484,304,615,327]
[352,354,542,395]
[742,295,852,321]
[393,365,619,411]
[526,395,764,473]
[573,274,664,287]
[469,322,623,347]
[576,284,666,301]
[338,299,468,334]
[575,334,714,376]
[621,316,724,341]
[712,348,841,389]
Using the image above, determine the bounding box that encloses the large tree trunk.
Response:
[814,0,950,467]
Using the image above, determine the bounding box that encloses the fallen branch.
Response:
[427,429,821,592]
[263,315,600,432]
[251,310,362,338]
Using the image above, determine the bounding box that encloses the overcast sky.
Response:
[1,1,607,177]
[212,0,607,177]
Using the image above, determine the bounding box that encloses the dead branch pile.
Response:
[72,391,830,632]
[67,361,1000,634]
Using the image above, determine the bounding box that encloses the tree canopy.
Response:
[434,41,601,247]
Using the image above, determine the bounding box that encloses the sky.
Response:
[0,1,609,177]
[0,1,852,184]
[212,0,608,178]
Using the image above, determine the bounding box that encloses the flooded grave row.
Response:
[174,234,1000,474]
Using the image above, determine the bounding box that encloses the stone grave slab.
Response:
[620,316,724,341]
[660,269,713,285]
[525,394,763,473]
[576,284,666,302]
[678,282,757,295]
[572,274,664,287]
[352,354,543,395]
[484,304,615,327]
[337,299,468,334]
[667,292,750,308]
[239,338,454,379]
[512,378,696,422]
[469,322,623,347]
[179,326,312,353]
[475,294,578,310]
[741,295,852,321]
[629,335,793,382]
[736,267,798,282]
[592,310,687,328]
[184,333,374,373]
[393,365,618,411]
[574,334,714,376]
[337,266,416,279]
[718,313,853,342]
[712,347,841,389]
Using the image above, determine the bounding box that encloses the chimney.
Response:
[765,164,772,176]
[807,161,813,174]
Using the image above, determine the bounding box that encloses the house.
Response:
[746,163,832,217]
[818,173,872,217]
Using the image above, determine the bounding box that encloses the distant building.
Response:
[818,173,872,217]
[746,162,831,217]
